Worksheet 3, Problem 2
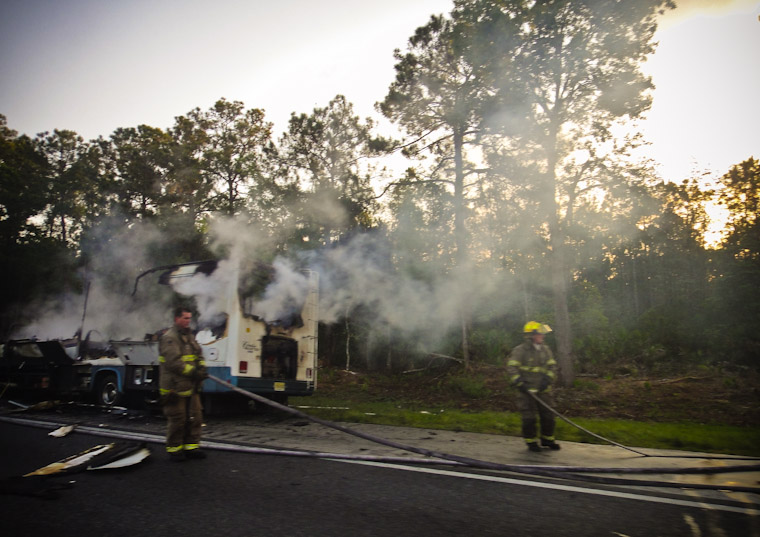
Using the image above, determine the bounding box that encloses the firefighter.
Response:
[507,321,560,452]
[159,307,208,461]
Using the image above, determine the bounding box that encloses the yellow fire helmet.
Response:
[524,321,552,334]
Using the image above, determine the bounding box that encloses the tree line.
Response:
[1,0,757,384]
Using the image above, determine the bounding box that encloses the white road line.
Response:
[4,415,758,515]
[337,459,760,516]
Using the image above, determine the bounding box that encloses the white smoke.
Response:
[12,217,175,341]
[11,210,509,356]
[250,257,310,322]
[243,231,505,349]
[208,215,273,266]
[312,234,485,336]
[14,293,87,340]
[169,259,235,327]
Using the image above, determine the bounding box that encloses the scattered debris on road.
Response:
[24,441,150,476]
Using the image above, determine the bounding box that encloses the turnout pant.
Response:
[163,393,203,452]
[516,391,556,443]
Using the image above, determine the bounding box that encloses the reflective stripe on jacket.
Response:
[159,326,206,397]
[506,340,556,391]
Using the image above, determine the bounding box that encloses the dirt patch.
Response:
[315,365,760,427]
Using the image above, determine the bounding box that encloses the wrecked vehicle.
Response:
[0,260,319,409]
[0,336,156,407]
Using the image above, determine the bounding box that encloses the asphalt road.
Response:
[1,421,757,537]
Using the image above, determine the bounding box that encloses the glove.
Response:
[160,391,179,405]
[194,367,209,381]
[538,375,551,393]
[513,378,528,393]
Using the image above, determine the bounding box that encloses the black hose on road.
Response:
[4,378,757,494]
[207,375,760,494]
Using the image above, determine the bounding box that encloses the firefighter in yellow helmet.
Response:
[159,307,209,461]
[506,321,560,452]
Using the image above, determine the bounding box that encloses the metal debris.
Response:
[48,424,76,437]
[23,442,150,476]
[88,445,150,470]
[24,444,113,476]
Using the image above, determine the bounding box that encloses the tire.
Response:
[95,373,122,406]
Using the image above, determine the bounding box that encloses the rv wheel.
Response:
[95,373,122,406]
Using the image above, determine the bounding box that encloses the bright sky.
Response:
[0,0,758,185]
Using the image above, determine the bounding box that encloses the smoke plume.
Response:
[11,210,511,358]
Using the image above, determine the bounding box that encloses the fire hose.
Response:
[525,389,760,460]
[4,409,758,496]
[208,375,760,493]
[525,390,648,455]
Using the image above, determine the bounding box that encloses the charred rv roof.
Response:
[132,260,218,296]
[131,259,310,329]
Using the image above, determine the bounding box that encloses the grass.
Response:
[291,394,760,457]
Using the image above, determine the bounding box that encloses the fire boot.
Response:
[541,439,561,450]
[527,442,541,453]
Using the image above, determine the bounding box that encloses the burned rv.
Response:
[0,260,319,408]
[0,336,159,407]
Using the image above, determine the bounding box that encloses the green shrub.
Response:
[469,327,511,364]
[445,375,492,399]
[572,378,600,392]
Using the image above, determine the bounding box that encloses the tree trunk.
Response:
[60,215,67,244]
[461,308,471,369]
[386,324,392,371]
[549,238,574,386]
[453,126,470,366]
[344,306,351,371]
[365,328,374,371]
[545,128,574,386]
[520,276,530,320]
